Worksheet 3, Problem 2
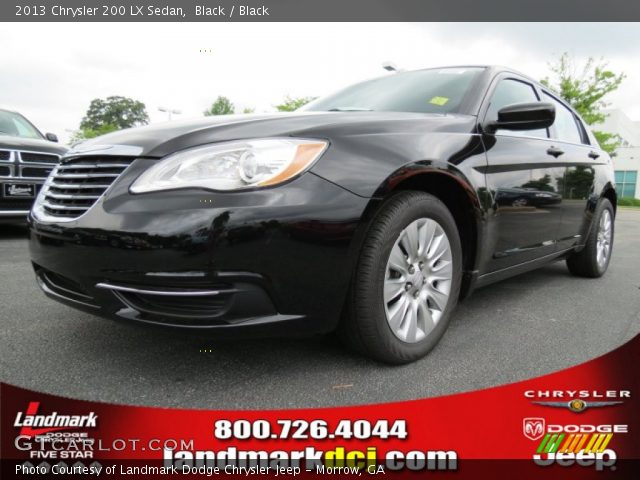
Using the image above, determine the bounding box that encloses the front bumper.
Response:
[29,160,368,336]
[0,179,45,222]
[0,209,30,218]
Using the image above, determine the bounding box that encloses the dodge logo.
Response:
[523,417,545,441]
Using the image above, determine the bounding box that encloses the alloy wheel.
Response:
[383,218,453,343]
[596,209,612,268]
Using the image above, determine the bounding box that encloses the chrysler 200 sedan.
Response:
[29,66,616,363]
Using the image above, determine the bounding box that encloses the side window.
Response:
[485,79,546,138]
[574,116,591,146]
[542,92,583,144]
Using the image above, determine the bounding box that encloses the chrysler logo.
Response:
[523,417,545,441]
[532,400,623,413]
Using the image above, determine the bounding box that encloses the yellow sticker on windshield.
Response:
[429,96,449,106]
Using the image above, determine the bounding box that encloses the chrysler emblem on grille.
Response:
[65,144,114,158]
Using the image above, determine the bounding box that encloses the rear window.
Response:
[542,92,583,145]
[304,67,484,114]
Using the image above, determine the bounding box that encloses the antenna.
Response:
[382,61,400,72]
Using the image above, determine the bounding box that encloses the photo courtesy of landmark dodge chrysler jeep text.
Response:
[28,66,616,363]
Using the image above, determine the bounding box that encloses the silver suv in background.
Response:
[0,109,67,222]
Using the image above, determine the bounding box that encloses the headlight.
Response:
[130,138,327,193]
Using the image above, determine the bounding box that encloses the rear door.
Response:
[480,75,565,273]
[541,90,598,250]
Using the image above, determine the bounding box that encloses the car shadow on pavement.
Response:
[0,223,29,239]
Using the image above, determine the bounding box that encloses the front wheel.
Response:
[340,191,462,364]
[566,198,614,278]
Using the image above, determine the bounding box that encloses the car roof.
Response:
[412,65,540,83]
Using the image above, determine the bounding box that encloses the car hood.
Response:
[0,134,68,155]
[70,111,476,158]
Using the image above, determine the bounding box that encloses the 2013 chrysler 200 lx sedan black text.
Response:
[29,66,616,363]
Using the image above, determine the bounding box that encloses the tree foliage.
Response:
[69,124,119,144]
[204,96,235,116]
[80,96,149,131]
[275,95,316,112]
[541,53,625,154]
[71,96,148,143]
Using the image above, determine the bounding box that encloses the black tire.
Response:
[340,191,462,364]
[566,198,614,278]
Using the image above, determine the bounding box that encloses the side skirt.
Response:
[465,247,575,294]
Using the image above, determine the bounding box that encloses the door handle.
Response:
[588,150,600,160]
[546,146,565,158]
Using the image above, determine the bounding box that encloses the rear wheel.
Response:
[340,191,462,364]
[566,198,614,278]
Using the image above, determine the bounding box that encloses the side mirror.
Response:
[486,102,555,133]
[45,132,58,142]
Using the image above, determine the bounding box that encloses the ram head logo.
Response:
[523,417,546,440]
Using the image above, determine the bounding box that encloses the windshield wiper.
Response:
[327,107,373,112]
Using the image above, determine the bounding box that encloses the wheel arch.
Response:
[573,182,617,254]
[602,183,617,215]
[354,164,484,300]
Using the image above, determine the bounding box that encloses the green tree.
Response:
[242,107,256,114]
[71,96,148,143]
[275,95,316,112]
[541,53,625,154]
[79,96,149,131]
[69,124,119,144]
[204,96,235,116]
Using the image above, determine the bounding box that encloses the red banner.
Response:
[2,336,639,479]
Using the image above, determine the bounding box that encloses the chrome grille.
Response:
[20,152,60,164]
[41,157,134,219]
[21,166,54,178]
[0,149,61,178]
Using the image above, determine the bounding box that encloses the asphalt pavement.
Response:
[1,209,639,409]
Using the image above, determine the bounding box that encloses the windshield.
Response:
[0,110,43,139]
[304,67,484,114]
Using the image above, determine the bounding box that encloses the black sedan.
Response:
[29,66,616,363]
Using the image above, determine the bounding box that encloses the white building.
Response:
[597,110,640,199]
[613,148,640,199]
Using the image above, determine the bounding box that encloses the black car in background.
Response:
[29,66,616,363]
[0,109,67,222]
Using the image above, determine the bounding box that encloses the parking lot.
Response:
[1,209,639,410]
